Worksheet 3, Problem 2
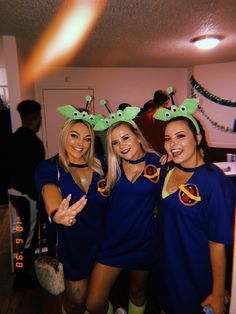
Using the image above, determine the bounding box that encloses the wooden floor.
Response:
[0,205,159,314]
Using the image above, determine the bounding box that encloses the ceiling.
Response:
[0,0,236,68]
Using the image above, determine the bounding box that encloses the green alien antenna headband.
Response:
[93,106,141,131]
[153,98,200,134]
[57,99,103,127]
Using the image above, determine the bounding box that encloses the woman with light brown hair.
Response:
[35,105,108,314]
[86,107,163,314]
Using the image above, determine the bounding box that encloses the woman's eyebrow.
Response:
[121,133,129,139]
[174,130,185,135]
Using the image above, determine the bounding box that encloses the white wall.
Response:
[35,66,187,114]
[35,66,188,153]
[0,67,8,100]
[35,64,236,150]
[0,36,36,132]
[0,37,4,67]
[2,36,22,132]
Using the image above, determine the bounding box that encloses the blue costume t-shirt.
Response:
[153,163,235,314]
[35,156,108,280]
[97,152,162,270]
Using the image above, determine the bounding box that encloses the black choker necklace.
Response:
[175,164,202,172]
[124,155,146,164]
[69,162,88,168]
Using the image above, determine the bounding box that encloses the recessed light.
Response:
[191,35,223,50]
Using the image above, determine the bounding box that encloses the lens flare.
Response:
[21,0,106,87]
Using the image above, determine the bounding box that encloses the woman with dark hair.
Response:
[153,90,169,107]
[152,101,235,314]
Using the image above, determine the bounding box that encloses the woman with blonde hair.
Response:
[35,105,108,314]
[86,107,162,314]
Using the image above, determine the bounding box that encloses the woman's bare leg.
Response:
[63,278,89,314]
[128,270,149,314]
[86,263,122,314]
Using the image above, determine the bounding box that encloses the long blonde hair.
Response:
[105,121,158,192]
[58,119,104,177]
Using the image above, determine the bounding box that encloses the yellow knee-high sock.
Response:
[107,300,114,314]
[128,300,146,314]
[84,302,112,314]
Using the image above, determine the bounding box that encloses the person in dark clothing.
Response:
[8,99,45,290]
[135,90,170,154]
[9,100,45,200]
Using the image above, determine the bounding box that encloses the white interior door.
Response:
[42,88,94,158]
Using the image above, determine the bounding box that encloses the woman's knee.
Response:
[129,279,147,304]
[129,286,146,303]
[86,263,121,313]
[86,293,107,313]
[65,279,88,306]
[129,271,148,302]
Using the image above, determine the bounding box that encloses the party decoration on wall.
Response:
[191,89,235,133]
[190,75,236,108]
[94,107,140,131]
[197,103,234,133]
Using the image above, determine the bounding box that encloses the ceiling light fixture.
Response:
[191,35,223,50]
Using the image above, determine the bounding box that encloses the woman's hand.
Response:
[202,241,227,314]
[201,293,226,314]
[159,154,172,165]
[53,194,87,226]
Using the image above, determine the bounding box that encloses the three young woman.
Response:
[35,101,235,314]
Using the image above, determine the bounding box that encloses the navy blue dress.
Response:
[153,164,235,314]
[35,157,108,280]
[97,153,162,270]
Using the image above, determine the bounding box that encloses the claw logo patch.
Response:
[143,164,160,183]
[97,179,109,197]
[178,184,201,206]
